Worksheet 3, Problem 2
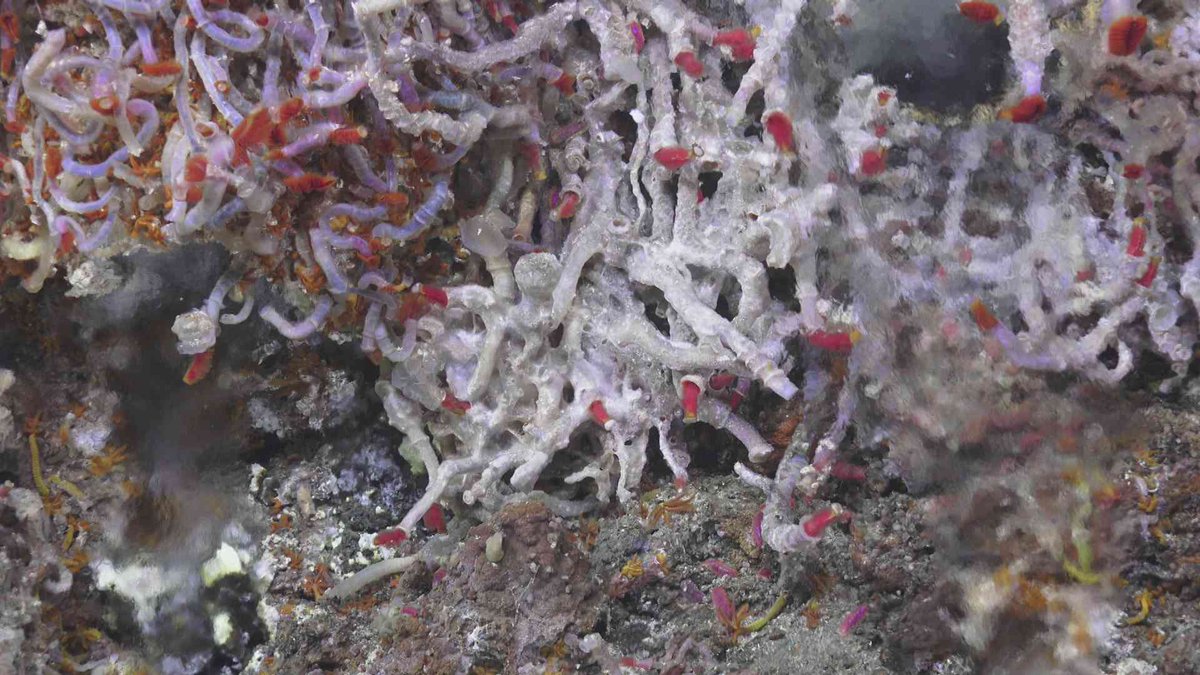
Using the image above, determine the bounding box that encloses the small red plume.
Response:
[860,148,886,176]
[680,377,703,422]
[423,504,447,533]
[283,173,336,193]
[713,28,756,62]
[1001,94,1046,124]
[764,111,795,153]
[653,146,691,171]
[139,60,183,77]
[1127,224,1147,257]
[419,285,449,306]
[1108,15,1147,57]
[1136,257,1161,287]
[1122,163,1144,180]
[373,528,408,547]
[958,2,1000,23]
[806,330,855,352]
[673,51,704,78]
[183,350,215,385]
[629,22,646,54]
[802,507,842,539]
[557,191,581,219]
[970,299,1000,332]
[589,400,613,429]
[440,392,471,415]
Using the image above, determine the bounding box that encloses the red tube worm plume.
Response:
[89,96,119,116]
[1000,94,1047,124]
[1137,257,1161,287]
[970,299,1000,332]
[276,98,307,125]
[805,330,857,352]
[654,146,691,171]
[0,13,17,42]
[1108,15,1148,57]
[232,107,274,150]
[860,148,886,176]
[502,14,519,35]
[440,392,472,415]
[619,657,654,671]
[422,503,448,533]
[830,461,867,482]
[839,604,869,636]
[139,60,183,77]
[183,350,215,385]
[58,230,76,254]
[680,375,704,422]
[708,372,737,390]
[283,173,337,193]
[712,28,757,62]
[330,126,368,145]
[958,1,1000,24]
[551,72,576,95]
[711,587,735,625]
[1123,163,1145,180]
[432,567,448,585]
[751,506,764,549]
[1127,222,1147,257]
[703,558,739,577]
[802,506,843,539]
[521,142,545,180]
[764,111,795,153]
[556,190,581,219]
[185,155,208,183]
[589,400,614,430]
[629,22,646,54]
[374,191,410,209]
[418,284,449,307]
[673,51,704,78]
[373,528,408,547]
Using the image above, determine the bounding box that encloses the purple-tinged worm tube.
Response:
[319,202,388,229]
[220,291,256,325]
[372,180,451,241]
[48,182,116,215]
[209,196,246,230]
[97,0,160,18]
[174,15,204,151]
[134,21,158,64]
[306,0,330,69]
[342,146,389,192]
[186,0,265,53]
[259,295,334,340]
[304,75,368,108]
[189,34,244,125]
[61,100,159,177]
[308,228,354,294]
[54,209,118,252]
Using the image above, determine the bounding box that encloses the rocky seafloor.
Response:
[3,260,1199,674]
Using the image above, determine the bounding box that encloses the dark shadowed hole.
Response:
[842,0,1010,114]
